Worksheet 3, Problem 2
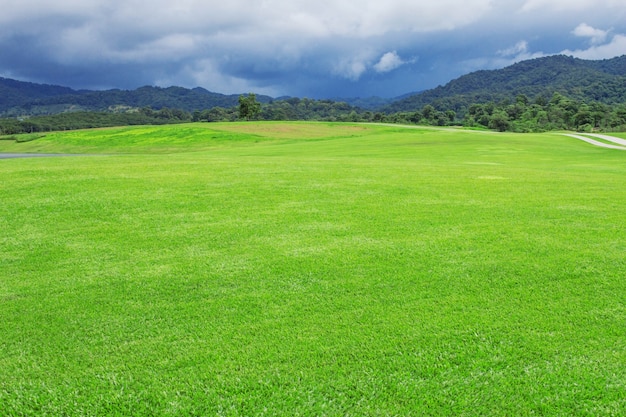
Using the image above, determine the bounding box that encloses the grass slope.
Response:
[1,122,626,415]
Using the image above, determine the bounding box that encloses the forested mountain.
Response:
[3,55,625,118]
[0,75,403,116]
[0,79,273,116]
[0,78,80,112]
[2,54,626,134]
[384,55,626,114]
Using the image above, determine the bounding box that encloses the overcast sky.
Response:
[1,0,625,98]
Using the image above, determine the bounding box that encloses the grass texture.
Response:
[1,122,626,415]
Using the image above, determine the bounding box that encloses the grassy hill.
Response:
[2,122,626,415]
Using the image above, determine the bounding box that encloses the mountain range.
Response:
[1,54,625,117]
[0,80,276,116]
[384,55,626,113]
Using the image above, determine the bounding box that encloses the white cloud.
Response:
[521,0,623,12]
[333,50,415,80]
[0,0,102,22]
[332,56,370,81]
[560,33,626,59]
[489,40,546,68]
[340,0,494,36]
[373,52,404,73]
[1,0,494,38]
[572,23,608,45]
[498,41,529,57]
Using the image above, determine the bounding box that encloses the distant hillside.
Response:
[0,78,273,116]
[384,55,626,114]
[3,54,626,117]
[0,75,405,116]
[0,78,81,111]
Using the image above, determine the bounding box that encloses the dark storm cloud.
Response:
[1,0,625,98]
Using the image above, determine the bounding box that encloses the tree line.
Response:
[210,92,626,132]
[0,107,192,135]
[2,92,626,136]
[462,93,626,132]
[380,93,626,132]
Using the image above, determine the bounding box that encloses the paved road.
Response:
[586,133,626,147]
[560,133,626,150]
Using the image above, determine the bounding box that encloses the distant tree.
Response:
[445,110,457,124]
[574,105,593,128]
[516,94,530,106]
[421,105,436,122]
[488,110,510,132]
[206,107,228,122]
[408,110,421,124]
[238,93,261,121]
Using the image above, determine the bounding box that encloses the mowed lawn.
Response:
[1,122,625,415]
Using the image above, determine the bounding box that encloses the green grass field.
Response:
[2,122,626,415]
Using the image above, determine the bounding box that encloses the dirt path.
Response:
[560,133,626,150]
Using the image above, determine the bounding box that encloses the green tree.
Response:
[516,94,529,106]
[207,107,228,122]
[445,110,456,124]
[421,105,436,123]
[489,110,510,132]
[238,93,261,121]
